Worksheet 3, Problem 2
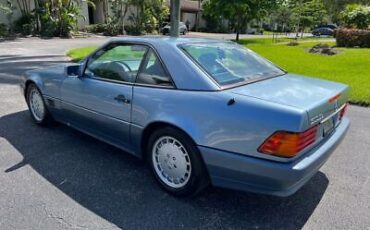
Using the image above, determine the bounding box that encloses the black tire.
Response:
[26,83,54,126]
[147,127,209,196]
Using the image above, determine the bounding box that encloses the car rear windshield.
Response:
[181,42,285,86]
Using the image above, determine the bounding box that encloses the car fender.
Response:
[22,72,45,97]
[23,64,66,99]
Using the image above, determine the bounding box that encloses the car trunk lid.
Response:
[230,74,349,128]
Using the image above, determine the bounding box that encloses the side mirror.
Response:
[65,64,83,77]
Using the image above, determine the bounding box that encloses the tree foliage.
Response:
[322,0,369,23]
[36,0,86,37]
[341,4,370,29]
[127,0,168,34]
[103,0,168,35]
[203,0,278,40]
[270,3,292,30]
[289,0,328,35]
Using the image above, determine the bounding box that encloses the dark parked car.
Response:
[312,27,334,36]
[315,24,337,30]
[161,22,188,35]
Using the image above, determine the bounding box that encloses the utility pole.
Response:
[170,0,180,37]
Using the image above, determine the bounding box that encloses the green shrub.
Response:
[14,13,34,34]
[103,22,121,36]
[40,21,58,37]
[0,23,8,37]
[38,1,81,38]
[336,28,370,48]
[85,23,144,36]
[85,24,107,33]
[341,4,370,29]
[125,25,143,35]
[22,24,34,35]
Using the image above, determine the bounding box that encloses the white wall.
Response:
[0,0,31,26]
[76,0,89,29]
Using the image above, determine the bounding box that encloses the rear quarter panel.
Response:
[131,86,308,162]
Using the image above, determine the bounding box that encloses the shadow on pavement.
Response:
[0,110,329,229]
[0,37,18,43]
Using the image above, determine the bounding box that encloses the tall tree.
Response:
[203,0,277,41]
[289,0,328,37]
[270,3,292,32]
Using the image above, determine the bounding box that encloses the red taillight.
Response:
[258,126,318,158]
[329,93,341,103]
[339,102,349,120]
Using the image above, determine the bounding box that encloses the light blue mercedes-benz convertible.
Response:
[21,37,350,196]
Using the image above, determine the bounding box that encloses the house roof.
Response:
[166,0,201,12]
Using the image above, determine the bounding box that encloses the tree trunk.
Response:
[235,17,241,41]
[34,0,40,32]
[121,3,128,35]
[103,0,108,23]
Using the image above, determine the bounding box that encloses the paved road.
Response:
[0,37,369,230]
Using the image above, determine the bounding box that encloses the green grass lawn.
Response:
[66,37,370,105]
[66,46,97,62]
[241,38,370,105]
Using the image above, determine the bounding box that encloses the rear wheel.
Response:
[26,84,53,126]
[147,127,209,196]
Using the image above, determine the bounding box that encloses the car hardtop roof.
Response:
[109,36,233,46]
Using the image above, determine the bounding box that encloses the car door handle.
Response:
[114,94,130,104]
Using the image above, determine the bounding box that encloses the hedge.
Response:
[336,28,370,48]
[0,23,8,37]
[84,23,144,36]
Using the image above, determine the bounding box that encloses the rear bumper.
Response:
[199,117,350,197]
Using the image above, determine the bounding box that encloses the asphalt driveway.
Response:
[0,37,369,230]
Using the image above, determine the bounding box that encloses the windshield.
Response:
[181,42,285,86]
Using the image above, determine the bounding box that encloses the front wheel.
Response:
[26,84,54,126]
[148,127,209,196]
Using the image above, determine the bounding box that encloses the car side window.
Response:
[136,49,173,87]
[85,44,147,83]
